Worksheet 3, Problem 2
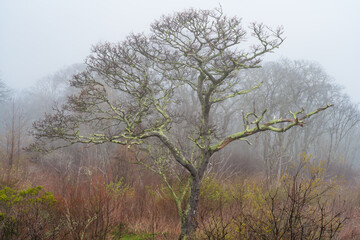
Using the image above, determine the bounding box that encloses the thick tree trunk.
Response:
[179,176,201,240]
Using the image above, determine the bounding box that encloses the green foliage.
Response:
[200,174,234,213]
[119,233,155,240]
[112,222,156,240]
[0,186,57,240]
[106,177,133,197]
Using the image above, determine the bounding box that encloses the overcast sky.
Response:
[1,0,359,103]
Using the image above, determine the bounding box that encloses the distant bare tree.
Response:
[25,64,84,117]
[0,79,10,102]
[234,60,359,181]
[30,8,332,239]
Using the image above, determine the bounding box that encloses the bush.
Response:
[197,154,348,240]
[0,186,58,240]
[233,153,347,239]
[57,176,132,240]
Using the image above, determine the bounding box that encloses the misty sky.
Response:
[1,0,359,103]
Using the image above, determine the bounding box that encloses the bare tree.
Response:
[29,8,332,239]
[233,60,360,181]
[25,64,84,118]
[0,79,10,102]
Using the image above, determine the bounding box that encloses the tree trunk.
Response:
[179,176,201,240]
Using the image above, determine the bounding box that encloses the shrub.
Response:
[233,153,347,240]
[197,154,348,240]
[0,186,58,240]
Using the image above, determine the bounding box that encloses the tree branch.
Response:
[210,104,333,152]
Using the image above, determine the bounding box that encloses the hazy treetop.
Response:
[0,0,359,102]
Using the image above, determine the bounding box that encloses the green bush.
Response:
[0,186,57,240]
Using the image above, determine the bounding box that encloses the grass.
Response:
[119,233,155,240]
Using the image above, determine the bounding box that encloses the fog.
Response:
[2,4,360,238]
[1,0,359,102]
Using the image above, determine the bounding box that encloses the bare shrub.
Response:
[233,153,348,240]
